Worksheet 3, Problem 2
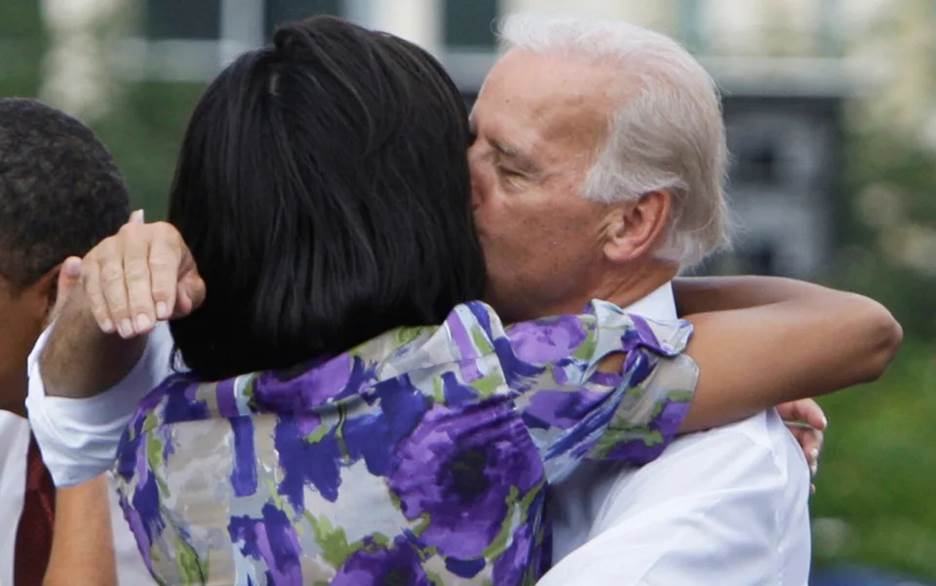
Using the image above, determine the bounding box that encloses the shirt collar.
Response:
[621,281,677,321]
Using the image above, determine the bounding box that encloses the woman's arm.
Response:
[43,475,117,586]
[675,276,902,432]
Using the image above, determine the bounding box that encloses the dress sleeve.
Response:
[25,322,175,487]
[502,300,699,483]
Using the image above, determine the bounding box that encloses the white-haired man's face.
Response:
[469,49,646,322]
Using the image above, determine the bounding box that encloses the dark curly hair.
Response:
[0,98,129,291]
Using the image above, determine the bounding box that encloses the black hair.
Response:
[169,16,486,380]
[0,98,129,291]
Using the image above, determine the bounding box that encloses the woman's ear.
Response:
[602,190,672,264]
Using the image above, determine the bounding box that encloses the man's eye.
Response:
[497,166,523,178]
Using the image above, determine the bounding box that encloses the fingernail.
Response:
[155,302,169,320]
[821,416,828,428]
[135,313,153,332]
[63,257,82,278]
[811,448,820,460]
[118,318,133,338]
[101,319,115,333]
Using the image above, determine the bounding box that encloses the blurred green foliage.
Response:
[0,1,45,96]
[833,122,936,340]
[0,1,202,217]
[812,339,936,580]
[92,83,204,218]
[819,117,936,578]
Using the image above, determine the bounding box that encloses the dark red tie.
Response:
[13,434,55,586]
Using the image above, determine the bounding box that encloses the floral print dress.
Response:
[113,300,698,585]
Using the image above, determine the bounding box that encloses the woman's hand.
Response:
[78,212,205,338]
[777,398,826,492]
[41,214,206,399]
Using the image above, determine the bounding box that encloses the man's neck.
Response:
[591,259,679,311]
[520,259,678,321]
[0,367,27,417]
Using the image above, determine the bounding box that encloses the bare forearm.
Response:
[43,476,117,586]
[41,289,147,399]
[679,289,902,432]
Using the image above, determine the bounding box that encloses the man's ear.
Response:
[602,190,672,264]
[46,257,82,325]
[31,258,83,327]
[30,263,63,324]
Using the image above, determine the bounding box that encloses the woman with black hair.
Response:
[37,16,897,585]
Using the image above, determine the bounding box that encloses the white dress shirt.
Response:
[26,284,811,585]
[542,283,812,585]
[0,411,32,586]
[0,410,152,585]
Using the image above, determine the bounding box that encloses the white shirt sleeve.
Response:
[541,410,811,586]
[25,322,175,487]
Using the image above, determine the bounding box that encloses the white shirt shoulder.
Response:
[544,409,811,586]
[543,282,811,585]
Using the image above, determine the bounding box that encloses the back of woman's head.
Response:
[169,16,485,380]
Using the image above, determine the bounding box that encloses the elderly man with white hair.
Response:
[466,16,812,584]
[25,14,897,585]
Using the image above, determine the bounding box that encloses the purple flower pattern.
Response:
[114,300,697,585]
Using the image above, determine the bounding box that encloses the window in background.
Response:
[265,0,342,39]
[135,0,346,80]
[443,0,498,49]
[715,98,840,278]
[442,0,499,95]
[736,140,780,187]
[676,0,706,54]
[145,0,222,40]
